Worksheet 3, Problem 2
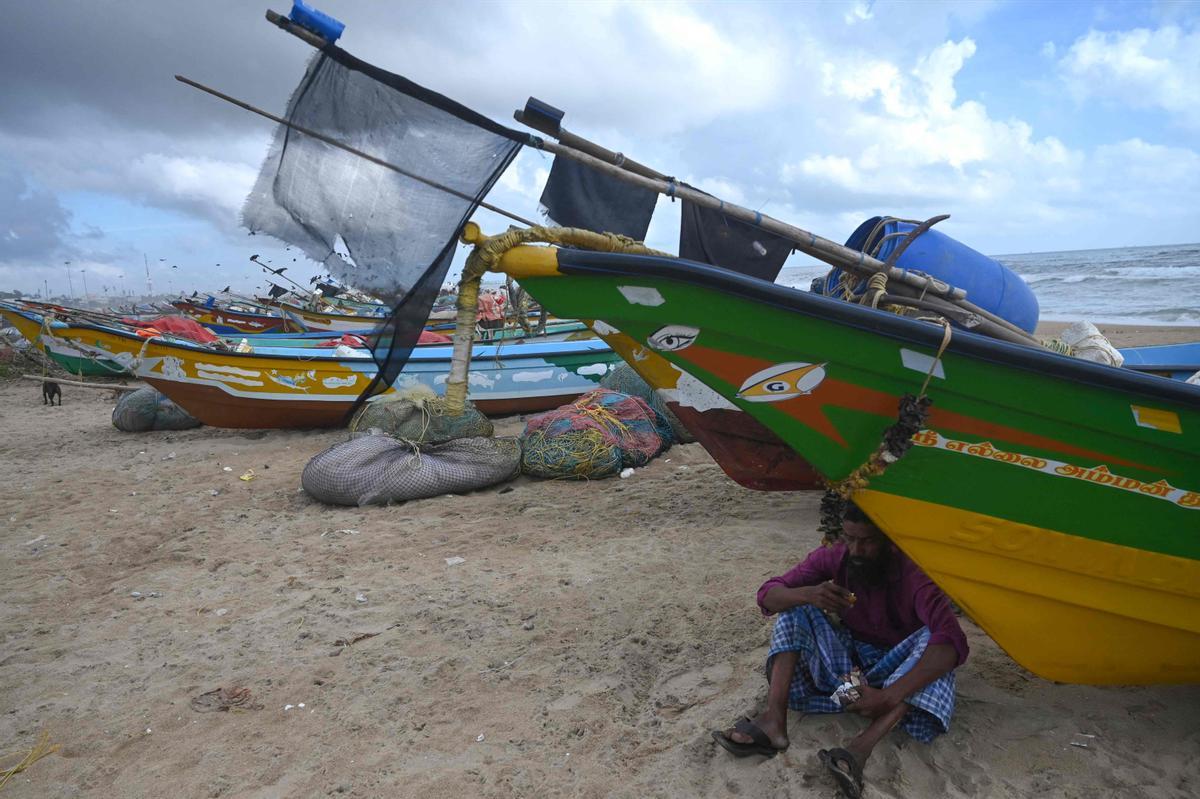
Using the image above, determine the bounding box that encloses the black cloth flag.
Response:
[679,195,793,282]
[539,157,657,241]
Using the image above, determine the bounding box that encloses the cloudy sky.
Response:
[2,0,1197,300]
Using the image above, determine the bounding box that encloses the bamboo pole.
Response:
[20,375,142,392]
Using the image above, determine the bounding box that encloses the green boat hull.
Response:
[495,246,1200,684]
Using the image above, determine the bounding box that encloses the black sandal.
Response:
[819,747,864,798]
[711,718,789,758]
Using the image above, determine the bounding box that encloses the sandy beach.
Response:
[1,324,1197,798]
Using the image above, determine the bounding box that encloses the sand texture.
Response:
[1,324,1198,798]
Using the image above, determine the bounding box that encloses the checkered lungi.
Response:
[765,604,956,742]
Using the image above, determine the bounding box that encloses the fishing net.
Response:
[520,389,673,479]
[242,45,524,411]
[112,387,202,432]
[301,431,520,506]
[600,363,695,443]
[348,388,493,443]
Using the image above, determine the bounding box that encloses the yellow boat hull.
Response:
[856,490,1200,684]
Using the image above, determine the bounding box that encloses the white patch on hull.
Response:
[662,369,738,411]
[323,375,358,389]
[196,363,262,378]
[469,371,497,388]
[592,320,620,336]
[900,348,945,380]
[195,370,264,387]
[576,363,609,377]
[617,286,665,307]
[512,369,555,383]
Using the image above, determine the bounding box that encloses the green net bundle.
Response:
[520,389,673,480]
[348,387,493,444]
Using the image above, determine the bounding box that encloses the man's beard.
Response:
[847,549,891,587]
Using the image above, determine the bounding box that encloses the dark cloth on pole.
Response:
[539,156,657,241]
[679,195,793,282]
[241,47,523,407]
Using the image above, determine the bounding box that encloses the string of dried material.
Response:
[818,322,950,544]
[0,731,59,790]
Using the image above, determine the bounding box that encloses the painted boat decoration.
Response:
[482,242,1200,686]
[21,311,620,428]
[592,320,822,491]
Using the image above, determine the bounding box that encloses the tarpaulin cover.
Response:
[242,46,524,407]
[124,315,219,344]
[539,156,657,241]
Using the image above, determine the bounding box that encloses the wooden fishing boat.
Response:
[1119,342,1200,381]
[275,300,387,333]
[480,239,1200,685]
[22,310,620,427]
[0,303,132,376]
[172,299,300,335]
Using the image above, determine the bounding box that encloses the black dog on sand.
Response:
[42,380,62,406]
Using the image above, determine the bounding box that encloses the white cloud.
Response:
[1058,25,1200,128]
[354,2,788,137]
[129,154,257,222]
[845,1,874,25]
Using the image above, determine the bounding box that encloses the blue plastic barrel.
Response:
[289,0,345,43]
[824,216,1040,334]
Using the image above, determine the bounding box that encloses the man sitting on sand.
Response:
[712,502,968,799]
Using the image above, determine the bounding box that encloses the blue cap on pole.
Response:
[289,0,346,44]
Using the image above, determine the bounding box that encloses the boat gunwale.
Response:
[553,249,1200,408]
[17,311,609,364]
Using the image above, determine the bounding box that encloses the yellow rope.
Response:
[0,731,58,791]
[919,320,953,397]
[445,226,671,415]
[825,319,952,502]
[863,272,888,309]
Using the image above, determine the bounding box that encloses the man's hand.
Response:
[846,684,903,719]
[805,581,855,613]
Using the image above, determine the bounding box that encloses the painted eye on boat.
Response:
[737,362,827,403]
[647,324,699,352]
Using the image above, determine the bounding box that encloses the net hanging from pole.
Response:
[242,45,524,407]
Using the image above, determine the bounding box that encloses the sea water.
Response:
[776,242,1200,326]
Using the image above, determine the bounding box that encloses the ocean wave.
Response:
[1039,311,1200,326]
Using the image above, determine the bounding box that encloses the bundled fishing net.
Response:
[600,363,695,443]
[521,389,673,479]
[302,430,520,506]
[348,387,492,443]
[112,387,202,432]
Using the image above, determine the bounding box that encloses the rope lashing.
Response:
[863,272,888,309]
[444,225,672,416]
